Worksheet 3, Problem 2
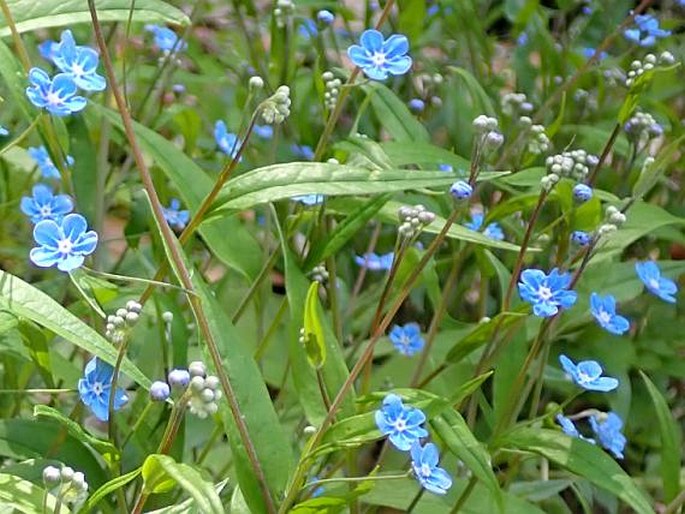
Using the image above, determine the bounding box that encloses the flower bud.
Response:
[573,184,593,203]
[168,368,190,388]
[571,230,591,246]
[408,98,425,112]
[61,466,74,481]
[450,180,473,200]
[188,361,206,377]
[249,76,264,90]
[162,311,174,323]
[43,465,61,485]
[317,9,334,25]
[150,380,171,401]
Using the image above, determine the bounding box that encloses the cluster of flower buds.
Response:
[273,0,294,28]
[624,111,663,144]
[573,88,597,112]
[472,115,504,153]
[519,117,551,154]
[626,52,676,87]
[322,71,342,110]
[309,264,329,283]
[187,361,222,419]
[397,204,436,238]
[501,92,533,117]
[414,72,444,108]
[43,465,88,504]
[105,300,142,344]
[261,85,291,124]
[598,206,627,237]
[542,149,598,191]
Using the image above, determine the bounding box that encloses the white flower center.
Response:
[57,238,73,255]
[371,51,386,67]
[597,310,612,324]
[394,418,406,432]
[72,63,84,77]
[92,381,103,396]
[577,370,590,383]
[649,278,660,290]
[400,335,410,347]
[420,464,431,477]
[40,206,52,216]
[537,286,553,301]
[46,91,63,106]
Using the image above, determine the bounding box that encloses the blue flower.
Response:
[590,412,626,459]
[590,293,630,335]
[559,354,619,392]
[28,146,74,180]
[450,180,472,200]
[388,322,424,356]
[29,213,98,272]
[439,164,453,173]
[573,184,593,203]
[410,442,453,495]
[317,10,335,25]
[292,194,324,206]
[78,357,128,421]
[162,198,190,231]
[347,29,412,81]
[354,252,394,271]
[580,47,608,60]
[635,261,678,303]
[26,68,87,116]
[38,40,59,62]
[571,230,591,246]
[51,30,106,92]
[556,414,595,443]
[463,212,504,241]
[624,14,671,47]
[374,393,428,451]
[253,124,273,139]
[20,183,74,223]
[408,98,425,112]
[214,121,242,160]
[0,125,8,137]
[291,144,314,160]
[518,268,577,317]
[145,25,187,52]
[298,19,318,39]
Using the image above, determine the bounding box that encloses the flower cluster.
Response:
[28,146,74,180]
[375,394,452,494]
[397,204,435,238]
[322,71,342,110]
[542,149,598,191]
[472,115,504,154]
[105,301,142,344]
[624,14,671,47]
[625,52,676,88]
[28,30,107,116]
[187,361,223,418]
[261,85,292,124]
[624,111,663,145]
[464,211,505,241]
[42,465,89,505]
[556,411,627,458]
[355,252,394,271]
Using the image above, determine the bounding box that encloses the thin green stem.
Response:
[87,4,276,512]
[449,476,478,514]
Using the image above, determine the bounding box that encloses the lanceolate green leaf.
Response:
[141,455,223,514]
[0,0,189,37]
[303,282,326,369]
[362,82,430,143]
[498,427,653,514]
[640,371,681,502]
[79,468,141,514]
[209,163,463,215]
[94,105,262,281]
[0,270,150,389]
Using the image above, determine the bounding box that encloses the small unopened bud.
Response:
[150,380,171,401]
[188,361,206,377]
[43,466,61,485]
[573,184,593,203]
[168,368,191,388]
[249,76,264,90]
[126,300,142,313]
[61,466,74,481]
[162,311,174,323]
[450,180,473,200]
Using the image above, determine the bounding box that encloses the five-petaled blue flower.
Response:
[347,29,412,81]
[214,121,242,161]
[162,198,190,231]
[25,68,87,116]
[145,25,187,52]
[410,442,453,495]
[590,412,626,459]
[624,14,671,47]
[590,293,630,335]
[292,194,324,206]
[51,30,106,92]
[30,213,98,272]
[388,322,424,356]
[20,183,74,224]
[28,146,74,180]
[78,357,128,421]
[635,261,678,303]
[291,144,314,160]
[354,252,394,271]
[571,230,591,246]
[38,40,59,62]
[590,411,626,459]
[464,212,505,241]
[559,354,618,392]
[253,124,274,139]
[518,268,577,317]
[374,393,428,451]
[556,414,595,443]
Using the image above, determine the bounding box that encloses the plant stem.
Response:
[87,4,276,512]
[663,488,685,514]
[450,476,478,514]
[587,122,620,185]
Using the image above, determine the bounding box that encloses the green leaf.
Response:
[632,136,685,201]
[209,163,460,215]
[362,82,430,143]
[0,473,69,513]
[303,282,326,369]
[498,427,654,514]
[93,104,262,281]
[640,371,681,502]
[448,67,496,116]
[141,454,224,514]
[34,405,119,465]
[1,0,189,37]
[0,39,33,119]
[78,467,141,514]
[68,116,98,225]
[432,412,503,511]
[380,141,470,170]
[398,0,426,42]
[0,270,150,389]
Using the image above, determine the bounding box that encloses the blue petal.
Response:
[62,213,87,241]
[588,376,619,392]
[359,29,384,53]
[385,55,412,76]
[30,247,60,267]
[347,45,373,67]
[57,254,85,271]
[558,355,577,378]
[422,442,440,467]
[33,219,61,247]
[72,230,98,255]
[28,68,51,88]
[362,65,389,81]
[382,34,409,59]
[576,360,602,381]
